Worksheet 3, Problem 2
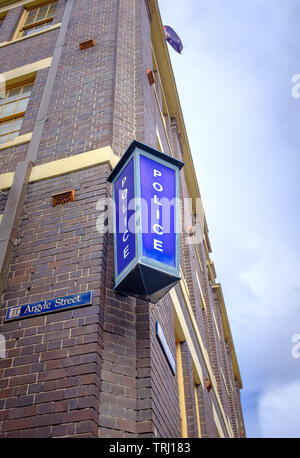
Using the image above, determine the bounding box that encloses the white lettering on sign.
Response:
[153,195,162,206]
[123,229,129,243]
[154,239,163,252]
[120,174,130,262]
[152,167,165,253]
[25,301,52,314]
[153,182,163,192]
[153,194,162,221]
[153,224,164,235]
[124,245,130,259]
[55,295,80,307]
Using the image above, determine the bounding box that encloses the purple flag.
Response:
[163,25,183,54]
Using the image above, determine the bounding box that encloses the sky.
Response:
[159,0,300,438]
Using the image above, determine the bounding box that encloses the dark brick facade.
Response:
[0,0,245,438]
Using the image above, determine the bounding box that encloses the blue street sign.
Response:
[108,140,184,304]
[5,291,93,322]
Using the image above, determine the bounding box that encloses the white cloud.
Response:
[258,382,300,438]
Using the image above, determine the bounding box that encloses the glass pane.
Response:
[16,98,29,113]
[6,87,22,104]
[0,120,12,135]
[0,134,9,144]
[36,5,49,22]
[47,2,57,18]
[22,23,45,37]
[24,9,37,26]
[44,22,53,30]
[22,28,33,37]
[9,131,19,141]
[12,117,23,132]
[35,23,47,32]
[21,84,33,97]
[0,101,18,117]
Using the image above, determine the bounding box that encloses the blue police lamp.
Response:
[107,140,184,304]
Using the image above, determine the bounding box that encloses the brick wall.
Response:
[0,164,110,437]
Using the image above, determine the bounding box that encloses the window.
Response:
[212,309,220,340]
[195,270,206,311]
[220,368,230,397]
[156,126,164,152]
[212,403,225,438]
[0,81,33,144]
[15,1,57,39]
[175,335,188,438]
[193,384,202,438]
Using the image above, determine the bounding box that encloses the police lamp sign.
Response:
[108,140,184,304]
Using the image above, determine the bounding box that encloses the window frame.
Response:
[13,0,58,40]
[0,78,34,144]
[193,383,202,438]
[175,335,188,438]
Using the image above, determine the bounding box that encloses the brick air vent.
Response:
[147,69,155,86]
[205,378,212,392]
[79,39,95,50]
[187,225,195,236]
[52,190,75,207]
